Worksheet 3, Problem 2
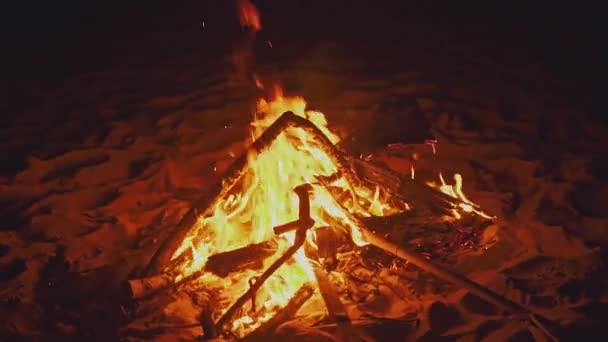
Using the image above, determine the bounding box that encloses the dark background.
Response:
[0,1,604,117]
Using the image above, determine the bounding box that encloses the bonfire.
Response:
[123,87,563,341]
[121,2,560,341]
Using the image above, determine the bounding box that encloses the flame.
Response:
[170,87,397,336]
[428,173,492,219]
[167,82,494,336]
[169,86,492,335]
[237,0,261,32]
[169,0,487,335]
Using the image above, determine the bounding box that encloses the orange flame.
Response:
[170,86,397,336]
[171,85,490,336]
[428,173,493,219]
[237,0,261,32]
[167,0,489,335]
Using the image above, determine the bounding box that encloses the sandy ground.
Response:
[1,4,607,341]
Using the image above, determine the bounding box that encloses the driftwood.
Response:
[144,112,362,277]
[205,241,278,277]
[241,283,315,341]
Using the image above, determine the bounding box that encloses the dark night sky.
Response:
[0,1,604,109]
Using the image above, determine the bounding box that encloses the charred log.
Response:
[205,241,278,278]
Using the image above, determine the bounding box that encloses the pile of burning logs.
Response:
[125,112,560,341]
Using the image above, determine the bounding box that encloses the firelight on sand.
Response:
[166,86,488,336]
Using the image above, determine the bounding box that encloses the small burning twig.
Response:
[213,184,316,336]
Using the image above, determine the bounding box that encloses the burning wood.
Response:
[143,111,362,278]
[131,90,530,339]
[205,241,278,278]
[214,184,315,334]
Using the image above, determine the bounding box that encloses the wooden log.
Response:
[133,241,277,300]
[312,263,358,342]
[205,241,278,277]
[241,283,315,342]
[347,155,402,191]
[345,155,461,215]
[360,211,422,231]
[126,273,173,300]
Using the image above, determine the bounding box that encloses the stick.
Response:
[215,230,307,333]
[241,283,315,342]
[359,227,528,314]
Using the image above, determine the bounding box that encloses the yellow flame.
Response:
[428,173,492,219]
[170,85,490,335]
[170,87,397,336]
